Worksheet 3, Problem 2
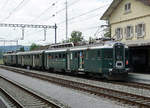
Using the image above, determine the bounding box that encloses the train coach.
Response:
[3,42,130,80]
[3,53,17,66]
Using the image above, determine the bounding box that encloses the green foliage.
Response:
[0,49,3,59]
[30,43,39,51]
[19,47,25,52]
[69,31,83,43]
[0,59,3,64]
[62,39,70,43]
[89,36,96,44]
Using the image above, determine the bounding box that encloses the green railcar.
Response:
[17,50,44,69]
[3,42,129,80]
[68,43,129,80]
[3,53,17,66]
[44,49,67,71]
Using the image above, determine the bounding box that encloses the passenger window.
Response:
[75,52,78,58]
[63,54,66,58]
[59,54,62,58]
[86,51,88,59]
[51,55,54,59]
[70,53,73,60]
[55,54,58,59]
[103,50,113,58]
[97,51,101,57]
[37,55,39,59]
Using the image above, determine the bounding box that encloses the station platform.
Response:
[128,72,150,84]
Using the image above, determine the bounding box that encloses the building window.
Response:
[135,23,145,38]
[115,28,123,40]
[125,26,133,39]
[125,3,131,13]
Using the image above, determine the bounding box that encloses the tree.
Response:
[62,39,70,43]
[70,31,83,43]
[30,43,39,51]
[19,47,25,52]
[89,36,96,44]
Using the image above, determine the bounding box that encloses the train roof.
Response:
[17,50,44,55]
[45,48,67,53]
[3,53,17,56]
[3,42,128,55]
[45,41,127,53]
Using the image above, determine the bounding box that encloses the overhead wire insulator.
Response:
[21,27,24,40]
[44,28,46,41]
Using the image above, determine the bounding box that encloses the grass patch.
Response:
[0,59,3,64]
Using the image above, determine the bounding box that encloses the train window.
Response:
[70,53,73,60]
[51,55,54,59]
[97,51,101,57]
[37,55,39,59]
[103,50,113,58]
[59,54,62,58]
[55,54,58,59]
[63,54,66,58]
[74,52,78,58]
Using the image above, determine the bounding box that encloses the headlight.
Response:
[109,69,113,72]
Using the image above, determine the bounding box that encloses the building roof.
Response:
[100,0,150,20]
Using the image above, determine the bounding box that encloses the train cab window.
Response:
[37,55,39,59]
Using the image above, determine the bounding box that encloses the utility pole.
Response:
[54,23,57,44]
[66,0,68,41]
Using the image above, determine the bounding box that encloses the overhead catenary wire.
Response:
[57,3,110,25]
[0,0,27,22]
[30,0,58,22]
[0,0,10,11]
[30,0,80,23]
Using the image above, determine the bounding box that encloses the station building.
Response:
[101,0,150,73]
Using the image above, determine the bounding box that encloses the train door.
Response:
[67,53,70,70]
[33,55,35,67]
[78,51,84,71]
[46,54,48,68]
[22,56,24,66]
[114,43,125,69]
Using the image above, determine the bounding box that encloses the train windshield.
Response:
[115,45,124,61]
[114,43,125,68]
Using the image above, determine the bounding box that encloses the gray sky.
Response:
[0,0,113,46]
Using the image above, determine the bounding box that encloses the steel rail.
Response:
[1,65,150,107]
[0,74,65,108]
[0,88,23,108]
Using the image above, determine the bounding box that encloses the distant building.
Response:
[101,0,150,72]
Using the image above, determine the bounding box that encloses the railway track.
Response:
[0,74,64,108]
[1,66,150,107]
[0,88,23,108]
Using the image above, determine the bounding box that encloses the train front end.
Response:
[107,43,129,80]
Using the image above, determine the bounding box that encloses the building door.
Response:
[22,56,24,66]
